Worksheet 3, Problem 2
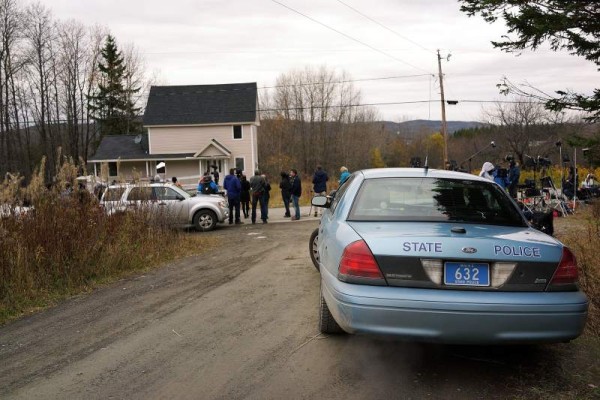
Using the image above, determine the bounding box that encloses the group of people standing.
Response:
[479,160,520,198]
[183,164,352,225]
[278,169,302,220]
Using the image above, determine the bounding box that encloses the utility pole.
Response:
[437,49,449,167]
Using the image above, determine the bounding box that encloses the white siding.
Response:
[149,125,254,157]
[166,160,201,186]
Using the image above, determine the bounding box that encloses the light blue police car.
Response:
[311,168,588,344]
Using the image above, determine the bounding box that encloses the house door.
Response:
[201,159,226,184]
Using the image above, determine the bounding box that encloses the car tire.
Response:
[309,228,320,271]
[193,209,217,232]
[319,285,343,334]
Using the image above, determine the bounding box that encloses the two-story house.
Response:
[89,82,259,185]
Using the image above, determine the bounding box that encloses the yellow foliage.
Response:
[370,147,386,168]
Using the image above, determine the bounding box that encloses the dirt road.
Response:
[0,218,596,399]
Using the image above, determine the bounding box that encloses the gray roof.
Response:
[89,134,193,161]
[143,82,257,126]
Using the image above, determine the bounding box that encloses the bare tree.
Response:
[57,19,87,160]
[0,0,23,173]
[23,2,57,176]
[259,66,381,178]
[483,98,549,165]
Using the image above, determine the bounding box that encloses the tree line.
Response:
[0,0,148,181]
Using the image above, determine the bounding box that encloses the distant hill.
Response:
[382,120,487,136]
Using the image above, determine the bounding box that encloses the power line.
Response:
[270,0,431,74]
[335,0,435,55]
[144,48,435,55]
[11,99,552,126]
[259,73,432,89]
[147,74,433,97]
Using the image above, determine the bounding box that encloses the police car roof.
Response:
[359,168,488,182]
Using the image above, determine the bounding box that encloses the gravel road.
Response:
[0,218,589,399]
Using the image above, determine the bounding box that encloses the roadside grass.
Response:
[0,160,217,325]
[554,201,600,336]
[510,203,600,400]
[510,337,600,400]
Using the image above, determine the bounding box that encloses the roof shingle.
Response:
[89,134,194,161]
[143,82,257,126]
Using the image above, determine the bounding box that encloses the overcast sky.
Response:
[47,0,598,121]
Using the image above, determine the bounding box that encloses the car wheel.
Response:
[309,228,320,271]
[319,284,343,334]
[193,209,217,232]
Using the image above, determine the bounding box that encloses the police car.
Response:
[311,168,588,344]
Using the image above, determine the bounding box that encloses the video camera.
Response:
[504,155,514,162]
[537,156,552,167]
[524,155,552,168]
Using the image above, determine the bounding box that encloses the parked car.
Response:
[311,168,588,344]
[100,183,228,231]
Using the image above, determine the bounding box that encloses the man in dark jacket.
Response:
[223,168,243,224]
[279,171,291,217]
[508,161,520,199]
[290,169,302,220]
[249,170,267,224]
[312,165,328,217]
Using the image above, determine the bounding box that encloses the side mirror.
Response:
[312,195,330,208]
[176,195,185,201]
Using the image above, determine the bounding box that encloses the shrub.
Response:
[556,201,600,336]
[0,159,211,323]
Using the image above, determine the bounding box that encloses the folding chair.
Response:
[540,176,570,216]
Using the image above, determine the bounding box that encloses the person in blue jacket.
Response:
[197,175,218,194]
[339,166,350,187]
[223,168,243,224]
[493,164,510,190]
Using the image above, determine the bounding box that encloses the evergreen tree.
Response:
[459,1,600,122]
[88,35,141,136]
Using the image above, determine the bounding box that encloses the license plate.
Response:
[444,262,490,287]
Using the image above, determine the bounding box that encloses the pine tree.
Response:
[88,35,141,137]
[459,0,600,122]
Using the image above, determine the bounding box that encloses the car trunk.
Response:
[347,221,563,292]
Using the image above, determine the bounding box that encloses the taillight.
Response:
[550,247,578,285]
[339,240,383,279]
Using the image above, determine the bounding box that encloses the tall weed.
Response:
[0,159,210,323]
[556,201,600,336]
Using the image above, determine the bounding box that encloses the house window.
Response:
[108,162,118,176]
[235,157,245,173]
[233,125,242,140]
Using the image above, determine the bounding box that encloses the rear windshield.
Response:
[348,177,526,226]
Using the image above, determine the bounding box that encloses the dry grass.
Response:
[0,159,215,324]
[555,201,600,337]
